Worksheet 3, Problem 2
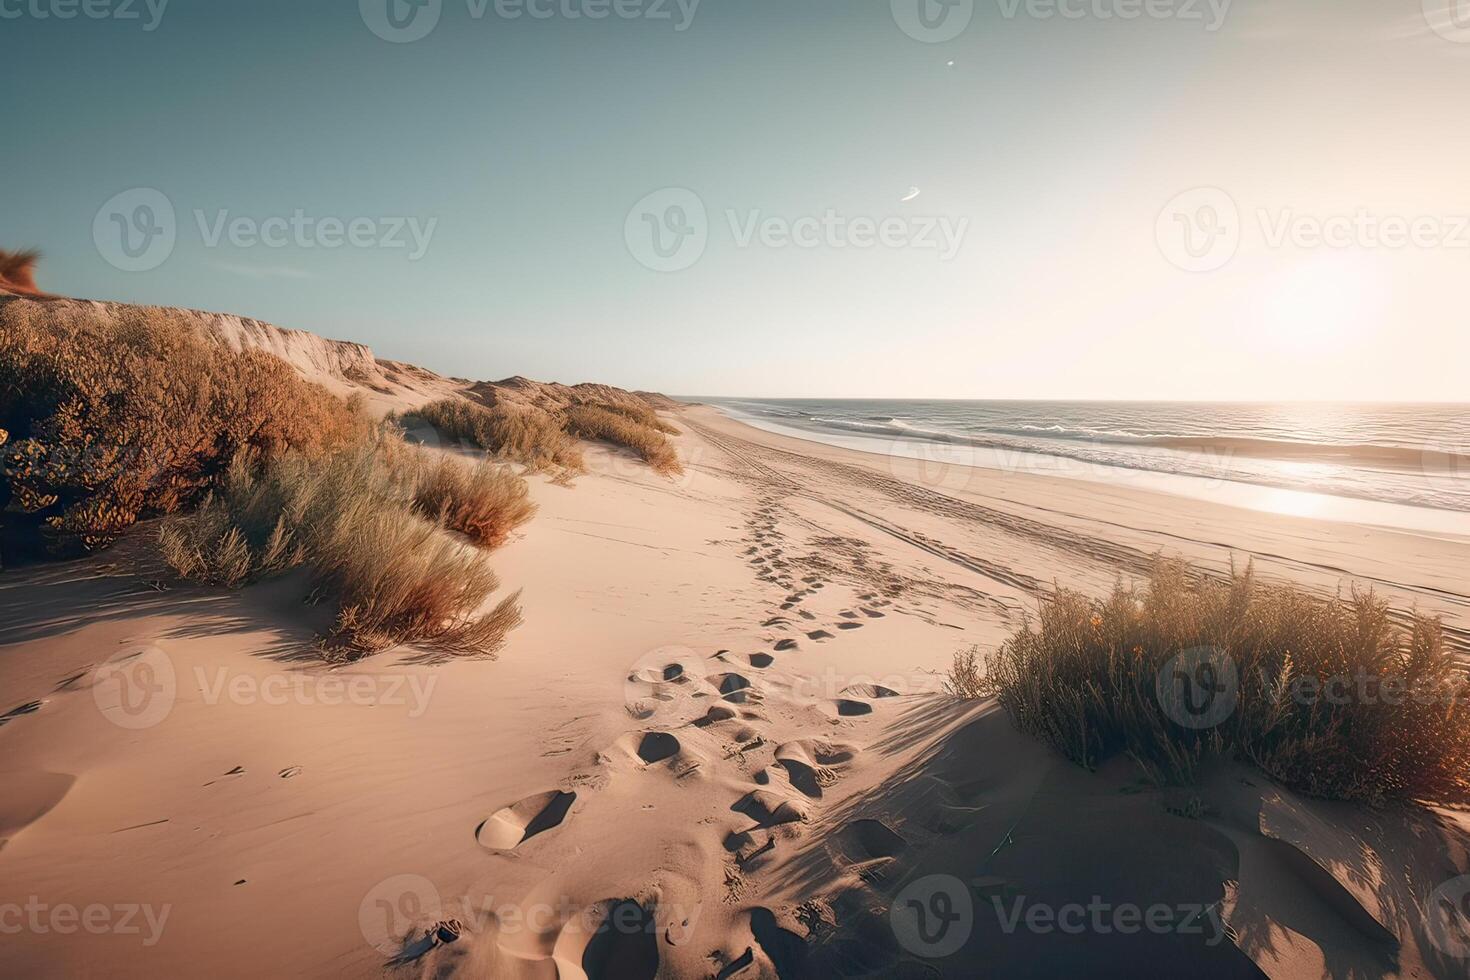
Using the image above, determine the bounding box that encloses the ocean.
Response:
[701,399,1470,530]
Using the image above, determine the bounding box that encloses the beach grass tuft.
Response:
[159,434,525,658]
[968,559,1470,805]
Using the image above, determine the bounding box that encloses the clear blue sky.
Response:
[4,0,1468,399]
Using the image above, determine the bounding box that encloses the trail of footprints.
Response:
[460,500,909,976]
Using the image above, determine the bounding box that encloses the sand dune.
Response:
[2,371,1469,976]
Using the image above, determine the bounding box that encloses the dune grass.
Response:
[409,452,536,549]
[5,286,528,659]
[410,394,682,476]
[564,402,682,475]
[970,560,1470,805]
[0,298,366,563]
[409,398,584,473]
[583,396,681,436]
[159,436,524,659]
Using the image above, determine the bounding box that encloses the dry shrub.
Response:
[411,398,583,473]
[0,249,42,296]
[582,396,681,435]
[944,644,987,699]
[564,403,682,476]
[984,559,1470,805]
[0,298,365,562]
[159,436,522,658]
[410,454,535,549]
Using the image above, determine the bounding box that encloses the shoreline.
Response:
[705,402,1470,539]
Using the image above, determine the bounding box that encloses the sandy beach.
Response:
[9,2,1470,974]
[5,386,1469,978]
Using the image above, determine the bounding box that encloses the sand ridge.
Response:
[2,401,1469,977]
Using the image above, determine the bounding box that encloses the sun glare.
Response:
[1257,255,1387,352]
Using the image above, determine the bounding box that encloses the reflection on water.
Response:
[715,409,1470,539]
[701,398,1470,516]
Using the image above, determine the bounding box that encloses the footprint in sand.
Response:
[773,639,799,652]
[1,769,75,846]
[636,731,681,764]
[831,699,872,717]
[835,819,908,883]
[476,790,577,849]
[575,899,659,980]
[839,818,906,860]
[732,789,809,828]
[859,607,886,618]
[806,630,834,641]
[695,704,738,726]
[773,739,857,799]
[720,652,773,668]
[836,622,863,631]
[278,766,303,779]
[706,672,752,696]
